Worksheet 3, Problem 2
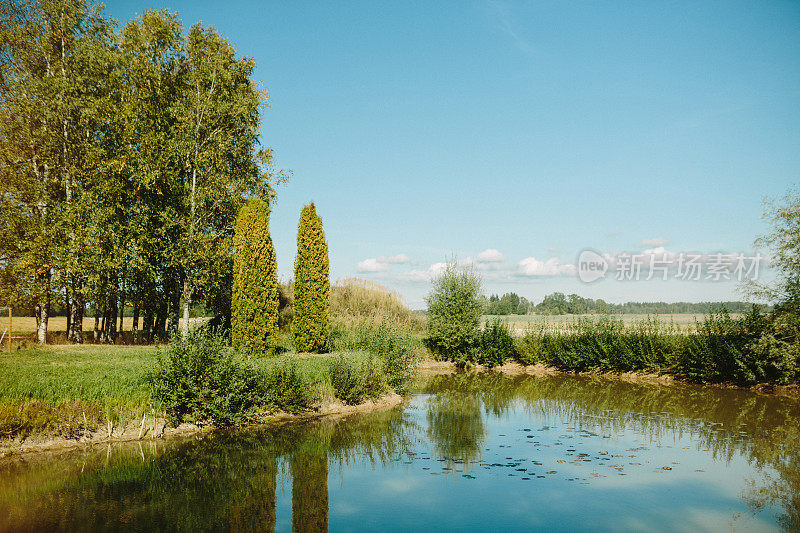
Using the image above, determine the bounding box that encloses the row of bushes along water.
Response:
[466,309,798,386]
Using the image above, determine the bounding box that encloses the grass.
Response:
[0,344,159,439]
[331,278,425,332]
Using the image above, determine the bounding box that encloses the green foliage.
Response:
[328,352,386,405]
[149,330,265,427]
[519,316,682,373]
[484,293,530,315]
[532,293,755,315]
[232,199,279,353]
[514,308,799,385]
[292,203,330,352]
[424,262,483,364]
[478,319,517,368]
[0,4,288,345]
[332,321,421,392]
[261,359,318,413]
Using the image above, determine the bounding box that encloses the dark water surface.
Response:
[1,372,799,532]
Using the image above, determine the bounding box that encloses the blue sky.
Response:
[107,1,800,308]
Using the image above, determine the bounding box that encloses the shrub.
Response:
[262,359,318,413]
[292,202,330,352]
[424,261,483,365]
[232,199,280,354]
[679,309,769,385]
[149,330,264,427]
[332,321,421,392]
[478,319,517,368]
[328,352,386,405]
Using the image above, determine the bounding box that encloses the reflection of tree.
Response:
[291,452,328,533]
[0,405,418,532]
[2,376,799,531]
[426,375,486,464]
[421,371,800,531]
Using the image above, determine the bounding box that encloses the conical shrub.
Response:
[232,199,279,353]
[292,202,329,352]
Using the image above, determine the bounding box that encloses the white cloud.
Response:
[397,262,447,282]
[637,237,670,248]
[357,258,389,272]
[517,256,576,277]
[386,253,410,264]
[358,253,410,272]
[477,248,504,262]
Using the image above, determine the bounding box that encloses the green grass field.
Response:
[0,343,347,440]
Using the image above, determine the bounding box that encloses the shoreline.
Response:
[0,392,405,461]
[418,360,800,397]
[4,360,798,461]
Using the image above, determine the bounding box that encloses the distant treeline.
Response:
[483,291,760,316]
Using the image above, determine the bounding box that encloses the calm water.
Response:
[1,372,799,532]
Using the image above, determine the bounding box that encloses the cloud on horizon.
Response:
[476,248,504,262]
[517,256,576,277]
[357,253,412,273]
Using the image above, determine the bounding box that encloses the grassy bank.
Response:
[0,324,420,442]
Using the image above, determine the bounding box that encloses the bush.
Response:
[424,261,483,365]
[332,321,421,392]
[149,330,265,427]
[232,199,280,354]
[262,359,318,413]
[328,352,386,405]
[478,319,517,368]
[680,309,770,385]
[293,202,330,352]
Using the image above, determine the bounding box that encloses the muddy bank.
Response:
[0,392,404,460]
[419,360,800,397]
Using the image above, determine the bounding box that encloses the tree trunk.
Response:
[118,276,126,338]
[107,274,118,343]
[100,306,107,343]
[182,279,191,340]
[154,297,167,341]
[65,286,71,338]
[132,304,140,344]
[35,268,50,345]
[69,275,84,343]
[181,166,197,341]
[143,304,154,343]
[168,277,180,338]
[94,306,101,342]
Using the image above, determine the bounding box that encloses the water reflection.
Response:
[0,372,798,532]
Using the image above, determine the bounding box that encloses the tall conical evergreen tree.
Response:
[232,199,279,353]
[292,203,329,352]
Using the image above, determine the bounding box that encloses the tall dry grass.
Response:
[330,278,424,332]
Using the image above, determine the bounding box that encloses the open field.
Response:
[482,313,740,334]
[0,316,210,339]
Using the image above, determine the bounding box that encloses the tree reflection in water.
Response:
[0,372,798,532]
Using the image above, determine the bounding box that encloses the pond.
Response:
[1,372,799,532]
